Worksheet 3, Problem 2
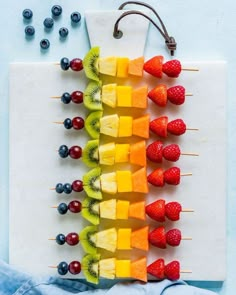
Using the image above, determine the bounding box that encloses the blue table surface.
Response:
[1,0,236,294]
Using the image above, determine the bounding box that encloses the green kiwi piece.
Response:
[83,167,102,200]
[82,197,100,225]
[85,111,103,139]
[82,139,99,168]
[84,81,103,111]
[82,254,101,284]
[83,47,100,81]
[80,225,98,254]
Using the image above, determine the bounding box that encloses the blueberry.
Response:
[59,27,69,38]
[51,5,62,17]
[70,12,81,23]
[56,233,66,245]
[63,118,72,129]
[22,9,33,20]
[40,39,50,50]
[43,17,54,29]
[61,92,71,104]
[63,183,72,194]
[57,203,68,214]
[25,25,35,36]
[57,261,68,275]
[55,183,64,194]
[58,145,69,158]
[60,57,70,71]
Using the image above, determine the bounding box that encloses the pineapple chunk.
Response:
[100,114,119,137]
[116,57,129,78]
[116,260,131,277]
[115,144,130,163]
[100,199,116,220]
[99,56,117,76]
[99,258,116,279]
[95,228,117,252]
[119,116,133,137]
[117,228,131,249]
[100,172,117,194]
[116,200,130,219]
[116,171,132,192]
[99,142,115,165]
[117,86,132,107]
[101,84,117,108]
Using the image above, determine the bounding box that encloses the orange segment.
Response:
[128,56,144,77]
[131,226,149,251]
[132,114,150,139]
[132,167,148,193]
[128,201,146,220]
[132,86,148,109]
[131,257,147,282]
[130,140,146,166]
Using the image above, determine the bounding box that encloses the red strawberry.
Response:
[164,261,180,280]
[145,199,166,222]
[146,141,163,163]
[164,167,180,185]
[162,144,181,162]
[148,226,166,249]
[148,168,164,187]
[148,84,167,107]
[149,116,168,138]
[165,201,182,221]
[162,60,182,78]
[143,56,164,78]
[167,119,186,136]
[167,85,185,105]
[166,229,182,247]
[147,258,165,279]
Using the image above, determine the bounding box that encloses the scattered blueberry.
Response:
[57,261,68,275]
[58,145,69,158]
[63,183,72,194]
[55,183,64,194]
[56,233,66,245]
[51,5,62,17]
[70,12,81,23]
[60,57,70,70]
[40,39,50,50]
[43,17,54,29]
[57,203,68,215]
[61,92,71,104]
[25,25,35,36]
[22,9,33,20]
[59,27,69,38]
[63,118,72,129]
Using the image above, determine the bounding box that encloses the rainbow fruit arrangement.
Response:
[51,47,197,283]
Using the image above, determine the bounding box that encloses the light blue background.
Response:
[0,0,235,294]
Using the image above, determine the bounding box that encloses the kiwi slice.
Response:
[82,197,100,225]
[83,167,102,200]
[82,254,101,284]
[85,111,103,139]
[84,81,103,111]
[80,225,98,254]
[83,47,100,81]
[82,139,99,168]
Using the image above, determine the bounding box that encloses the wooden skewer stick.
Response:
[48,238,56,241]
[182,209,194,212]
[182,68,199,72]
[180,173,192,176]
[182,237,192,240]
[186,127,199,131]
[51,206,58,208]
[48,265,58,268]
[181,152,199,156]
[51,96,61,99]
[180,270,192,273]
[53,121,64,124]
[185,93,193,96]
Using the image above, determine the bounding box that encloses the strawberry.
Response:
[165,201,182,221]
[167,119,186,136]
[162,144,181,162]
[148,168,164,187]
[145,199,166,222]
[149,116,168,138]
[143,56,164,78]
[148,84,167,107]
[146,141,163,163]
[164,167,180,185]
[166,229,182,247]
[148,226,166,248]
[167,85,185,105]
[164,260,180,280]
[162,60,182,78]
[147,258,165,279]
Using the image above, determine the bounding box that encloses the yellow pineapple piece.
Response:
[116,170,132,192]
[116,86,132,107]
[100,172,117,194]
[101,84,117,108]
[116,57,129,78]
[95,228,117,252]
[99,199,116,220]
[118,116,133,137]
[99,56,117,76]
[100,114,119,137]
[116,200,130,219]
[99,258,116,279]
[115,144,130,163]
[116,260,131,277]
[99,142,115,165]
[117,228,131,249]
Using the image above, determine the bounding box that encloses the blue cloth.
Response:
[0,260,217,295]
